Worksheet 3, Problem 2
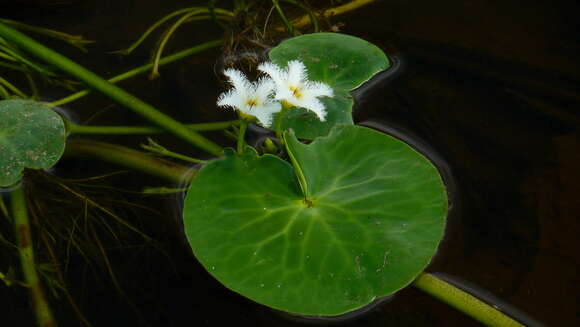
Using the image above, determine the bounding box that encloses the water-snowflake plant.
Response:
[217,61,334,129]
[217,68,281,127]
[258,60,333,121]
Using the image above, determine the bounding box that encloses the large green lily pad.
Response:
[0,99,66,187]
[269,33,390,139]
[183,125,447,315]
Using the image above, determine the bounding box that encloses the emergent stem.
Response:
[0,22,222,155]
[236,119,248,154]
[413,273,525,327]
[11,186,57,327]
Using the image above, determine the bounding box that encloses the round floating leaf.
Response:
[0,99,66,187]
[183,125,447,316]
[269,33,390,139]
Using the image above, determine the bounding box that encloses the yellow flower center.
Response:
[245,98,258,108]
[289,85,302,99]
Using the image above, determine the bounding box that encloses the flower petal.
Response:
[217,89,243,109]
[223,69,251,98]
[250,101,281,127]
[258,62,287,86]
[287,60,307,85]
[298,97,327,121]
[304,81,334,98]
[254,77,276,100]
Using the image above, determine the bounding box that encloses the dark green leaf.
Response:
[269,33,390,138]
[0,99,66,186]
[183,125,447,315]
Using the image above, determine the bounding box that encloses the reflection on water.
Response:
[1,0,578,326]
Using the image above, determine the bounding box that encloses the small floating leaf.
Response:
[269,33,390,139]
[0,99,66,186]
[183,125,447,315]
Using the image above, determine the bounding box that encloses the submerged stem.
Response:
[278,0,377,31]
[413,273,525,327]
[150,9,207,79]
[64,139,195,184]
[141,138,206,164]
[272,0,297,35]
[0,75,27,98]
[114,7,232,55]
[11,185,57,327]
[0,22,222,155]
[67,120,239,135]
[50,39,222,107]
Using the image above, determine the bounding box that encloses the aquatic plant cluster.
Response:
[0,2,533,325]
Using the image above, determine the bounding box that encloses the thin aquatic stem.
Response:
[0,18,93,51]
[271,0,297,35]
[67,120,239,135]
[413,273,525,327]
[274,103,291,143]
[0,75,27,98]
[0,43,58,77]
[24,71,38,99]
[281,0,319,32]
[11,185,57,327]
[141,138,206,164]
[277,0,377,31]
[150,9,207,79]
[114,7,232,55]
[236,119,248,154]
[0,22,222,155]
[141,137,205,164]
[113,7,199,55]
[0,83,9,99]
[0,60,28,71]
[0,195,8,218]
[64,139,195,184]
[0,49,18,61]
[50,39,222,107]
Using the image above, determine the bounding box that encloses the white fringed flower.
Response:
[258,60,334,121]
[217,69,281,127]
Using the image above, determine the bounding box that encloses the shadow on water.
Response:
[1,0,579,326]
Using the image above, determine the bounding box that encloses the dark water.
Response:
[1,1,579,326]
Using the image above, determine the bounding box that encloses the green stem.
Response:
[413,273,524,327]
[49,39,222,107]
[281,0,319,32]
[0,60,28,71]
[278,0,376,31]
[282,132,309,200]
[0,83,9,99]
[0,75,27,98]
[0,22,223,155]
[141,138,206,164]
[274,104,290,143]
[114,7,232,55]
[0,196,8,218]
[271,0,297,35]
[0,43,57,77]
[236,119,248,154]
[11,186,57,327]
[64,139,195,184]
[24,71,39,99]
[0,18,93,51]
[150,9,207,79]
[67,120,238,135]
